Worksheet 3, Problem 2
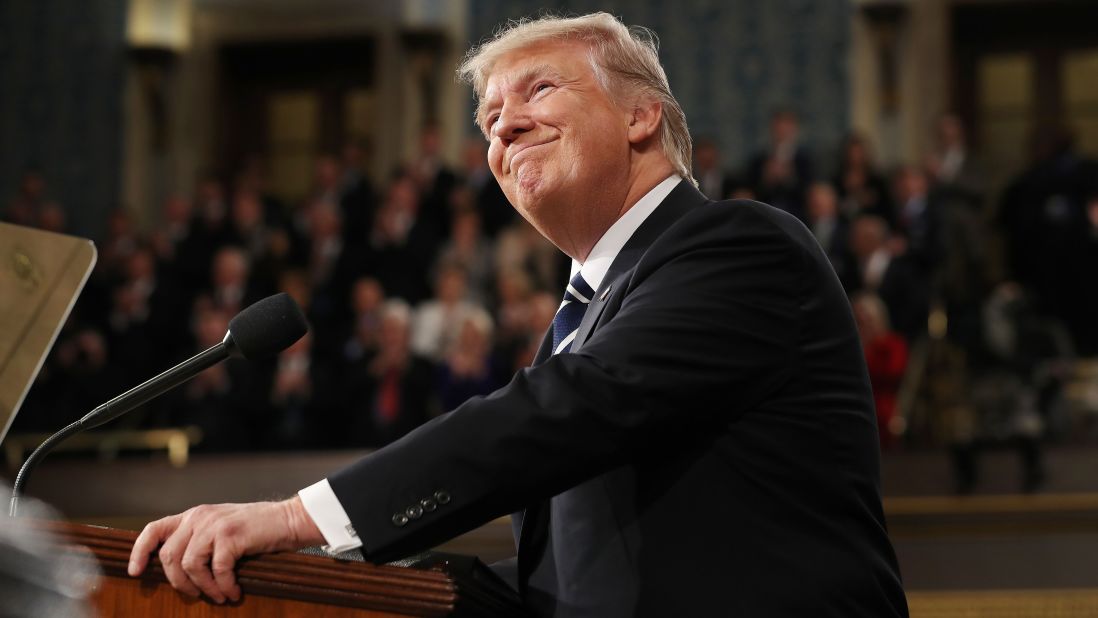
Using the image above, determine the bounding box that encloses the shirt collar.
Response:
[570,175,682,291]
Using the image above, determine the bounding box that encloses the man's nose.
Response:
[493,97,535,145]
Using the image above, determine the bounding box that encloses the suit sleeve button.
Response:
[420,497,437,512]
[406,505,423,519]
[392,513,409,527]
[434,490,451,505]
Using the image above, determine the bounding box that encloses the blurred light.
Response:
[928,304,948,340]
[401,0,463,28]
[127,0,193,52]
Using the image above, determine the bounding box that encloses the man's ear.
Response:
[627,98,663,145]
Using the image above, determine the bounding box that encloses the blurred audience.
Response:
[953,283,1074,493]
[8,110,1098,461]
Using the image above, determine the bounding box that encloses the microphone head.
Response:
[227,293,308,360]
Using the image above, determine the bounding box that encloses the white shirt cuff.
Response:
[298,478,363,554]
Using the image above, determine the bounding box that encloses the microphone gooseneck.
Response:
[8,293,308,516]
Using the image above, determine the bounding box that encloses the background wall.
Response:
[468,0,851,170]
[0,0,851,238]
[0,0,127,240]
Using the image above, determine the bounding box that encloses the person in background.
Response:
[150,195,193,264]
[494,218,569,292]
[459,137,514,237]
[746,108,813,220]
[998,127,1098,346]
[340,276,386,365]
[492,268,535,353]
[366,172,439,303]
[298,156,343,236]
[508,290,558,373]
[804,182,851,281]
[853,292,909,449]
[345,300,436,446]
[892,165,940,271]
[410,123,459,237]
[338,141,378,243]
[169,308,264,451]
[4,171,53,227]
[411,264,483,361]
[847,214,929,341]
[832,132,893,224]
[36,203,66,233]
[436,311,501,412]
[435,204,495,305]
[268,332,326,449]
[227,188,273,263]
[175,175,232,290]
[693,137,735,200]
[925,113,984,206]
[202,246,259,317]
[305,206,359,356]
[104,248,161,392]
[99,208,140,281]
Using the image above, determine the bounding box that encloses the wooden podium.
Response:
[42,521,525,617]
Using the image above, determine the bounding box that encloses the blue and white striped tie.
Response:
[552,271,595,354]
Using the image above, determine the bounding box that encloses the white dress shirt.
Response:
[298,174,683,553]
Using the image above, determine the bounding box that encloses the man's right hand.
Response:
[127,497,325,604]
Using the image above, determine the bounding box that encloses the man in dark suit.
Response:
[746,108,814,221]
[129,12,907,617]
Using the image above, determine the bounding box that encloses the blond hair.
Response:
[458,12,695,185]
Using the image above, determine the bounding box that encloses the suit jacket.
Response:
[328,182,908,617]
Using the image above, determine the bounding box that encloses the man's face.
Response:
[480,40,632,248]
[771,115,798,145]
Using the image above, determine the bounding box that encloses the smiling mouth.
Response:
[507,140,556,173]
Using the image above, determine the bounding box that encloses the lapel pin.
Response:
[599,286,612,301]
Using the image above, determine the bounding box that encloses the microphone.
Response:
[8,293,308,516]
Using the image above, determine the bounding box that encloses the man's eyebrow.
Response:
[475,64,565,131]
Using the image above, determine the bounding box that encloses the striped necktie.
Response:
[552,271,595,354]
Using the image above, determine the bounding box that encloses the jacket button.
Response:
[420,497,437,512]
[391,513,409,527]
[434,490,451,505]
[406,505,423,520]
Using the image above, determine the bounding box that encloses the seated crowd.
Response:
[6,114,1097,453]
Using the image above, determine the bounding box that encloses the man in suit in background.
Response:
[129,13,908,617]
[747,108,814,221]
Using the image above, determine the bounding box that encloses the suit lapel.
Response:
[571,181,708,352]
